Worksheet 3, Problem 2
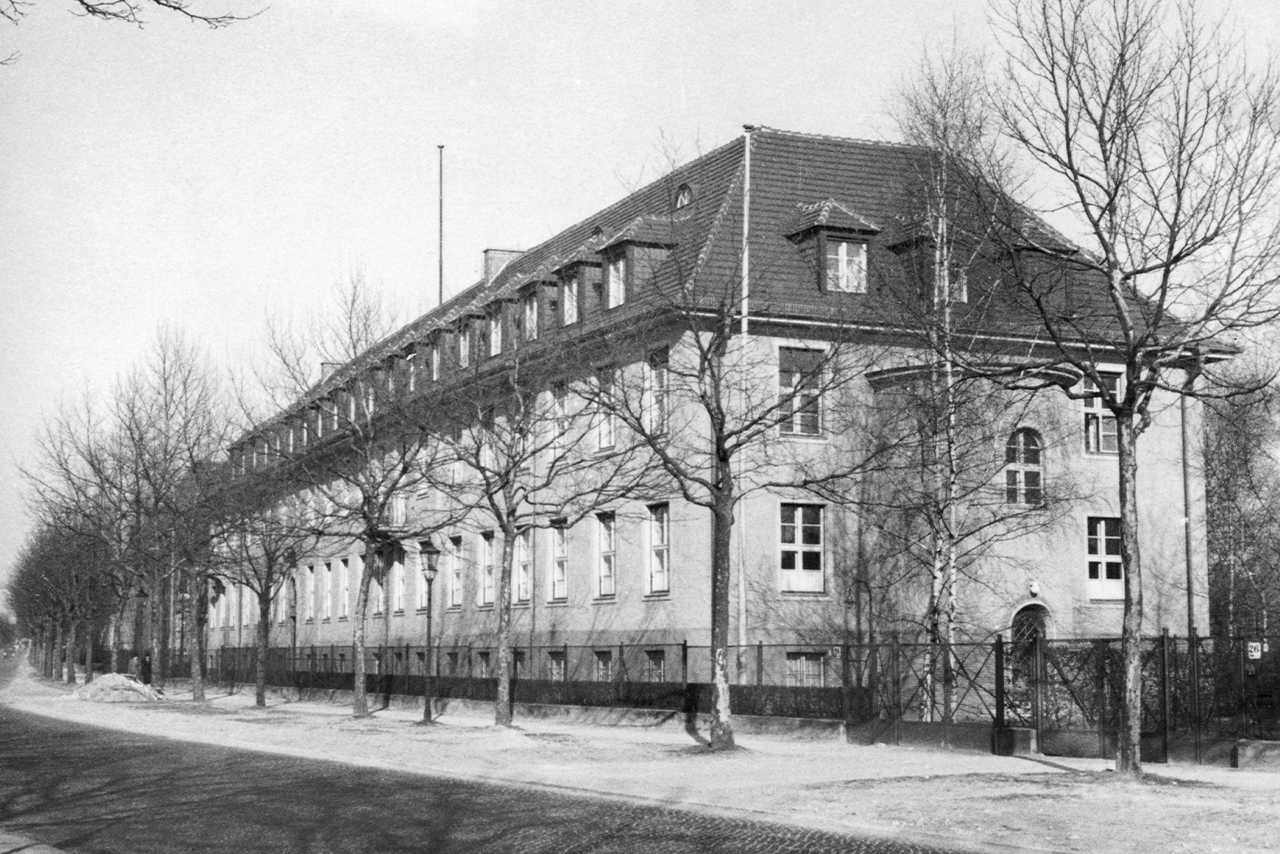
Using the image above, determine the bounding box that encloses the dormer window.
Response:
[488,310,503,357]
[605,253,627,308]
[562,274,579,325]
[430,340,440,381]
[674,183,693,209]
[459,323,472,368]
[522,291,539,341]
[825,238,867,294]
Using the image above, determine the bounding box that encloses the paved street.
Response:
[0,667,963,854]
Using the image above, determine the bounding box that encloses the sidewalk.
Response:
[3,668,1277,854]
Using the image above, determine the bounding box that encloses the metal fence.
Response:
[188,633,1280,757]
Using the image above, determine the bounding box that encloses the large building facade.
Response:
[210,127,1209,677]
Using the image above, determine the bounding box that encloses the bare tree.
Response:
[431,322,659,727]
[256,274,456,718]
[986,0,1280,775]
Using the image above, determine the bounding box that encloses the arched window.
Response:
[1005,428,1043,505]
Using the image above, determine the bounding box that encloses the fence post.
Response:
[756,642,764,688]
[841,639,852,732]
[1161,628,1172,763]
[1031,633,1044,752]
[681,640,689,688]
[1094,640,1107,759]
[994,634,1006,730]
[890,632,901,746]
[1190,628,1202,764]
[562,643,569,705]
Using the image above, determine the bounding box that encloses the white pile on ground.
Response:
[72,673,165,703]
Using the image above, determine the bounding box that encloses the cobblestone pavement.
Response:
[0,706,967,854]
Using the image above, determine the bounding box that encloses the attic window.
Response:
[674,183,693,209]
[825,238,867,294]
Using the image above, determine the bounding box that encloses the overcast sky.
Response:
[1,0,1274,613]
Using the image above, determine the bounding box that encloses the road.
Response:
[0,660,962,854]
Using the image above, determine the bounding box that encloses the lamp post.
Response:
[419,539,440,723]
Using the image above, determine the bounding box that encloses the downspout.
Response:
[1181,354,1201,639]
[736,125,754,678]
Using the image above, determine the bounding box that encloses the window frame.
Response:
[562,275,579,326]
[479,532,495,606]
[778,347,825,437]
[516,528,533,603]
[1083,374,1120,455]
[822,235,868,294]
[596,512,616,598]
[448,535,464,609]
[550,522,569,602]
[1005,428,1044,506]
[522,291,539,341]
[605,251,627,309]
[648,503,670,595]
[779,503,825,593]
[1087,516,1125,600]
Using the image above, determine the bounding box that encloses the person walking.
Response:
[127,653,140,679]
[140,651,153,686]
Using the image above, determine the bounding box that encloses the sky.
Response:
[1,0,1275,614]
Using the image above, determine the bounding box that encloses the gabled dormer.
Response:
[785,199,880,295]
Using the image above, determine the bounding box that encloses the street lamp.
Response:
[419,539,440,724]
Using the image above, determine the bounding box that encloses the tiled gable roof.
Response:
[782,198,881,238]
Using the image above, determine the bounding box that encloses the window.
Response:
[322,563,332,620]
[276,579,288,624]
[551,383,569,455]
[547,650,566,682]
[1083,374,1119,454]
[459,324,472,368]
[477,651,492,679]
[446,651,459,676]
[825,238,867,293]
[597,513,616,598]
[430,342,440,381]
[516,528,532,603]
[605,254,627,308]
[416,549,430,610]
[449,536,463,608]
[551,523,568,601]
[488,310,502,356]
[1005,429,1043,505]
[648,504,670,594]
[780,503,824,592]
[674,183,693,209]
[392,557,405,612]
[373,574,385,615]
[597,367,616,449]
[786,652,826,687]
[339,559,350,618]
[645,649,666,682]
[522,292,539,341]
[779,348,823,436]
[406,351,418,393]
[389,494,407,527]
[305,567,315,621]
[593,650,613,682]
[480,533,495,605]
[562,276,579,325]
[1087,516,1124,600]
[646,348,669,433]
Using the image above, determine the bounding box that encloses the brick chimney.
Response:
[484,249,523,285]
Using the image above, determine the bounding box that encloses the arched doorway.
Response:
[1011,604,1049,645]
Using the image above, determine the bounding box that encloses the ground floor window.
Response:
[593,650,613,682]
[477,651,492,679]
[548,650,566,682]
[645,649,666,682]
[786,651,825,688]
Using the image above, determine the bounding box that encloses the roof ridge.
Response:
[752,125,922,152]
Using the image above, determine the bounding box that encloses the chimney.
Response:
[484,248,523,285]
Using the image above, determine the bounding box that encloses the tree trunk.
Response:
[51,621,63,681]
[493,528,517,727]
[709,495,736,750]
[192,579,209,702]
[351,547,376,717]
[1116,413,1145,776]
[256,588,272,707]
[65,620,77,684]
[83,627,94,684]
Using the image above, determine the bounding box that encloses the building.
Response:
[212,127,1209,684]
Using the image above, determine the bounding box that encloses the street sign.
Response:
[1247,641,1263,660]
